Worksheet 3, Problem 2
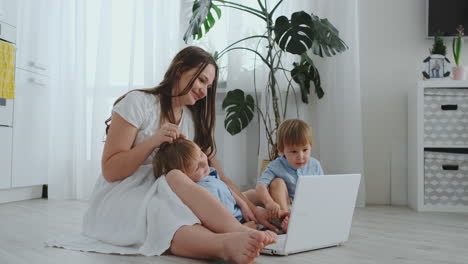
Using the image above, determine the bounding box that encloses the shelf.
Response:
[424,145,468,149]
[418,79,468,88]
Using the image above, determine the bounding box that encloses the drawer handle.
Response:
[28,78,46,86]
[28,61,47,71]
[442,164,459,171]
[441,104,458,111]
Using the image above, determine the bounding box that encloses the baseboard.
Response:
[0,185,43,204]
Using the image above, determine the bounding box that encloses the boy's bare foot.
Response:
[243,221,258,229]
[221,231,276,264]
[281,215,289,233]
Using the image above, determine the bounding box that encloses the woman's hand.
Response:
[152,123,184,148]
[237,198,256,222]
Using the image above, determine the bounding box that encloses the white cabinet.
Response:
[0,126,13,189]
[0,0,50,203]
[408,80,468,212]
[0,0,17,26]
[16,0,51,76]
[11,68,49,187]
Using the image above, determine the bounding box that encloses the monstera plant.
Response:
[184,0,348,160]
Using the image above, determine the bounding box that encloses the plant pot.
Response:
[452,66,468,80]
[259,160,271,178]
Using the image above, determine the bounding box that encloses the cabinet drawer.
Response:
[15,0,50,76]
[0,126,12,189]
[424,151,468,206]
[424,88,468,145]
[0,98,13,126]
[0,21,16,43]
[0,0,17,27]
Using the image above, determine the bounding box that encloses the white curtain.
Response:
[47,0,184,199]
[307,0,366,207]
[47,0,365,206]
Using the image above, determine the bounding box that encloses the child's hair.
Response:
[276,119,313,153]
[152,138,200,179]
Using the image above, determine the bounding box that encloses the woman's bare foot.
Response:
[243,221,258,229]
[220,231,267,264]
[262,230,278,244]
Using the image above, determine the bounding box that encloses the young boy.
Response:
[256,119,324,232]
[152,138,258,229]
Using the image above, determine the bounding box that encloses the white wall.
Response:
[359,0,468,204]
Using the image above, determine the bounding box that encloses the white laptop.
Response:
[261,174,361,256]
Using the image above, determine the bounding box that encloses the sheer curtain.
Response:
[48,0,184,199]
[307,0,366,207]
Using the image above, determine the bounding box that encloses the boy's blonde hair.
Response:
[276,119,313,153]
[153,138,199,179]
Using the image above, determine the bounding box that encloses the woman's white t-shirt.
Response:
[82,91,200,256]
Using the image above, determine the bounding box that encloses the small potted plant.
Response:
[422,32,450,79]
[452,25,468,80]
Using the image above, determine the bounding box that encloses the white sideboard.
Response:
[408,79,468,212]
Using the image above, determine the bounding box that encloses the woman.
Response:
[82,46,278,264]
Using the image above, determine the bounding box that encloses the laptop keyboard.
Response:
[266,234,287,250]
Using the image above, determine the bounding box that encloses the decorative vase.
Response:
[452,66,468,80]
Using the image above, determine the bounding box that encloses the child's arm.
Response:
[231,189,255,222]
[256,163,282,219]
[256,183,281,219]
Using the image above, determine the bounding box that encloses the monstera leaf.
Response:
[308,15,348,57]
[274,11,348,57]
[183,0,222,42]
[222,89,255,135]
[291,53,323,103]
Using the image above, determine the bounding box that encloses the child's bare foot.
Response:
[221,231,275,264]
[281,215,289,233]
[243,221,258,229]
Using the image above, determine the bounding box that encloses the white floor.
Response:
[0,199,467,264]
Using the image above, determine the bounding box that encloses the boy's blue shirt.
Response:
[257,155,324,200]
[196,168,243,221]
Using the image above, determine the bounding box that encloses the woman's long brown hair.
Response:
[104,46,218,157]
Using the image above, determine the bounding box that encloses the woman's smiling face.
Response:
[173,64,216,106]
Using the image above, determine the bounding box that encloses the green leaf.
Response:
[274,12,313,54]
[290,53,324,102]
[273,11,348,57]
[222,89,255,135]
[183,0,222,43]
[291,62,310,103]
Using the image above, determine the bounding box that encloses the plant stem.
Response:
[256,0,266,13]
[217,47,270,67]
[269,0,284,18]
[253,31,268,157]
[214,0,267,20]
[217,35,268,57]
[216,4,267,21]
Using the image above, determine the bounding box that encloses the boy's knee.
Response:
[270,178,286,189]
